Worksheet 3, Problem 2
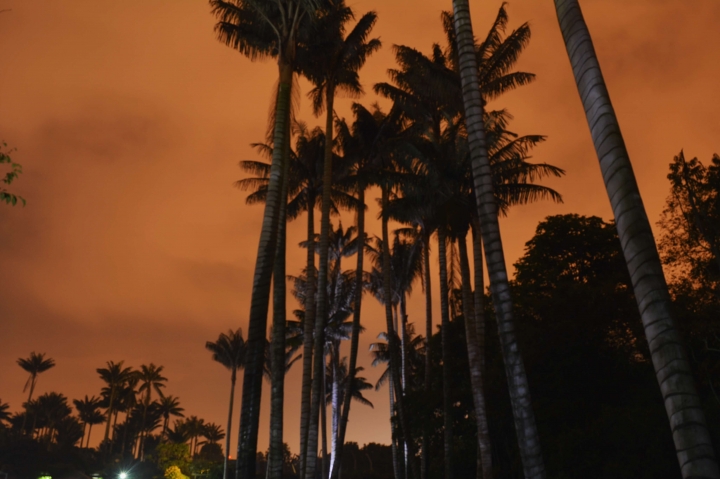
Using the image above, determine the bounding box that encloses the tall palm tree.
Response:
[449,2,546,476]
[97,361,134,445]
[298,4,381,478]
[208,2,321,477]
[17,352,55,434]
[206,328,246,479]
[136,363,167,460]
[74,395,104,448]
[158,395,185,437]
[553,1,720,477]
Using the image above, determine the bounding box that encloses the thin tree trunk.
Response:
[436,227,454,479]
[389,369,402,479]
[330,348,340,477]
[381,187,419,479]
[223,368,237,479]
[21,376,36,435]
[139,395,149,461]
[305,85,336,479]
[268,95,291,479]
[422,232,432,479]
[457,232,492,479]
[300,189,317,479]
[321,354,329,479]
[471,220,492,479]
[400,294,409,479]
[87,423,93,449]
[332,188,366,479]
[554,1,720,476]
[237,60,293,479]
[451,2,545,477]
[103,388,115,443]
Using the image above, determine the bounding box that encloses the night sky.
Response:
[1,0,719,456]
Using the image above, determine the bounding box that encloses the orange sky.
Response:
[1,0,719,456]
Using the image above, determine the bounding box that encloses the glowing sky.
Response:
[1,0,719,455]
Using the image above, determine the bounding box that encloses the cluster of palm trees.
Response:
[212,0,720,479]
[3,352,226,465]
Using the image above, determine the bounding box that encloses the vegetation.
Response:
[2,1,719,479]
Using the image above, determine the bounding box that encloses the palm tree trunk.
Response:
[457,232,492,479]
[333,188,366,479]
[554,1,720,476]
[223,368,237,479]
[381,186,419,479]
[305,84,336,479]
[87,423,94,448]
[330,347,340,476]
[389,369,402,479]
[139,396,149,461]
[400,294,409,479]
[103,389,115,444]
[300,189,317,479]
[21,375,36,434]
[471,220,492,479]
[268,100,291,479]
[436,227,454,479]
[321,355,329,479]
[421,232,432,479]
[237,60,293,479]
[451,2,545,477]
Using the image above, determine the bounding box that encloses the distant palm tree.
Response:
[203,422,226,445]
[35,392,71,443]
[185,415,206,456]
[17,352,55,434]
[97,360,134,444]
[73,395,104,448]
[206,328,246,479]
[136,363,167,460]
[0,399,10,426]
[158,395,185,437]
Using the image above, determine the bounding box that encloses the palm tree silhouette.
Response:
[208,1,322,475]
[0,399,11,426]
[73,395,104,448]
[299,2,381,474]
[206,328,246,479]
[17,352,55,434]
[158,395,185,438]
[96,360,134,445]
[136,363,167,460]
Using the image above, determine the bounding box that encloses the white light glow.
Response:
[119,473,128,479]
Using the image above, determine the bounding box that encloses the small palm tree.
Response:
[206,328,246,479]
[0,399,11,426]
[17,352,55,433]
[203,422,226,445]
[97,360,134,445]
[137,363,167,459]
[73,395,104,448]
[158,395,185,437]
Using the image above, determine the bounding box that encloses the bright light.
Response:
[119,473,128,479]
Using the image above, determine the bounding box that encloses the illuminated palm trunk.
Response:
[436,227,454,479]
[554,1,720,477]
[451,1,545,477]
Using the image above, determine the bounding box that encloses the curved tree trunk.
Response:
[457,232,492,479]
[237,60,293,479]
[436,227,454,479]
[422,232,432,479]
[268,124,291,479]
[300,189,317,479]
[471,220,492,479]
[332,188,366,479]
[223,368,237,479]
[305,85,336,479]
[451,2,545,477]
[554,1,720,477]
[381,187,419,479]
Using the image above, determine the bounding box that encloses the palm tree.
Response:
[206,328,247,479]
[158,395,185,437]
[74,395,104,448]
[203,422,226,445]
[208,2,321,476]
[448,2,547,476]
[185,415,207,456]
[97,360,134,445]
[17,352,55,434]
[298,3,381,478]
[135,363,167,460]
[553,1,720,477]
[0,399,11,426]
